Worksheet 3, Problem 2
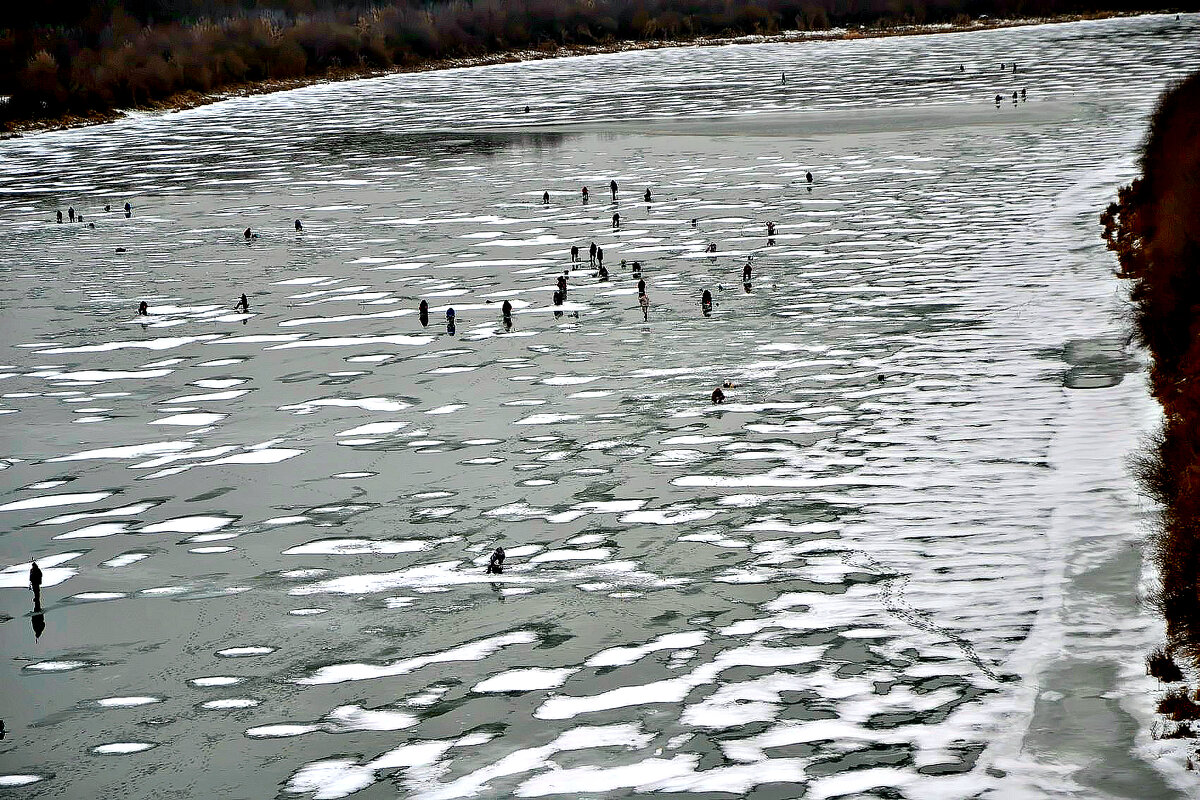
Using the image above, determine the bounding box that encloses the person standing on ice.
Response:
[639,292,650,321]
[582,186,589,203]
[589,241,597,265]
[610,179,618,202]
[486,547,506,574]
[30,561,43,612]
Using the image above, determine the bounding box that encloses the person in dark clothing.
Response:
[582,186,589,203]
[502,300,513,319]
[743,260,752,282]
[712,387,725,404]
[610,179,618,201]
[589,241,597,265]
[612,212,620,229]
[644,188,652,202]
[702,289,713,310]
[418,299,429,327]
[486,547,506,574]
[68,206,75,222]
[543,191,550,205]
[295,219,303,231]
[637,278,646,295]
[244,227,253,240]
[235,294,249,313]
[56,210,62,223]
[598,264,608,281]
[138,301,149,316]
[806,172,813,184]
[571,245,580,262]
[596,247,604,268]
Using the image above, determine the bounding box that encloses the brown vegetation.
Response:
[1148,644,1186,682]
[0,0,1186,129]
[1101,71,1200,668]
[1158,687,1200,721]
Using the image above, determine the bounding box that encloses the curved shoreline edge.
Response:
[0,10,1165,138]
[1102,68,1200,762]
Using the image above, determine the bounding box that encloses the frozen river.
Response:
[1,13,1199,799]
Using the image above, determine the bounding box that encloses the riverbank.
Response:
[1101,68,1200,765]
[0,9,1162,138]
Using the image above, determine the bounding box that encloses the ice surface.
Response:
[1,14,1194,799]
[471,667,578,693]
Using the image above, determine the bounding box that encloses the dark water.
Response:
[1,14,1198,799]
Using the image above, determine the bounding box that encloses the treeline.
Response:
[0,0,1184,125]
[1102,71,1200,672]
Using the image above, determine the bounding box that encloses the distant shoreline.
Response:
[0,10,1162,139]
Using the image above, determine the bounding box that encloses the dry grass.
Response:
[1158,687,1200,722]
[1148,645,1185,683]
[1104,70,1200,664]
